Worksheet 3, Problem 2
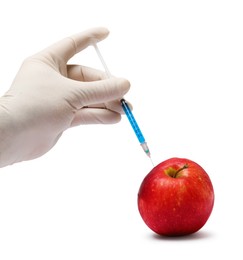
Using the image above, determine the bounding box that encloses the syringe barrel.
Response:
[121,99,145,143]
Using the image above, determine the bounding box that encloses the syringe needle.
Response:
[92,42,153,166]
[149,156,155,167]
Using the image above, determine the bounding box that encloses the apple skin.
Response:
[138,157,214,236]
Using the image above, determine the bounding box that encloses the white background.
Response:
[0,0,242,259]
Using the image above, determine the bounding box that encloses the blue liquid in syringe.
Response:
[121,99,145,143]
[121,98,151,158]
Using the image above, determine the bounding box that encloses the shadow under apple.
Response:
[150,230,214,241]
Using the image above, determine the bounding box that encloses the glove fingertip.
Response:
[115,77,131,96]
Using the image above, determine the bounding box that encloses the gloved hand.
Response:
[0,27,130,167]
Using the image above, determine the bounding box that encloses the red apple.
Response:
[138,157,214,236]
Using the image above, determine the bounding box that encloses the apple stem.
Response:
[173,164,188,178]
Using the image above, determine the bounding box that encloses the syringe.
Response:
[93,42,154,165]
[120,98,152,159]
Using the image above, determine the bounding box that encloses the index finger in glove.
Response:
[38,27,109,63]
[69,77,130,108]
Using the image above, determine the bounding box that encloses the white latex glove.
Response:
[0,27,130,167]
